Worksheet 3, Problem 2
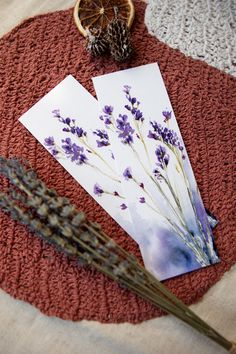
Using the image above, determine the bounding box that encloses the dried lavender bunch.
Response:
[0,157,235,353]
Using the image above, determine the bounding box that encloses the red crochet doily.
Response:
[0,1,235,323]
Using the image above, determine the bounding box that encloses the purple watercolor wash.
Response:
[93,183,104,196]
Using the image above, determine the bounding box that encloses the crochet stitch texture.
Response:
[145,0,236,76]
[0,0,235,323]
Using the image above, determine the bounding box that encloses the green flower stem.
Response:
[130,144,186,227]
[103,191,125,199]
[81,136,119,178]
[170,146,218,263]
[87,163,121,183]
[129,147,210,265]
[134,120,151,167]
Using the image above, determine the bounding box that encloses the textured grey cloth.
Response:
[145,0,236,76]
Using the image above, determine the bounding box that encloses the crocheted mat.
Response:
[0,1,235,324]
[145,0,236,77]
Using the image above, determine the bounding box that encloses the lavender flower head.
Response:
[93,129,110,148]
[94,183,104,196]
[116,114,134,145]
[155,145,169,169]
[124,85,144,122]
[148,121,185,159]
[52,109,61,118]
[61,138,87,165]
[44,136,55,147]
[123,85,131,94]
[44,136,59,157]
[123,167,132,180]
[52,109,87,139]
[162,110,172,123]
[139,197,145,203]
[120,203,127,210]
[100,105,113,125]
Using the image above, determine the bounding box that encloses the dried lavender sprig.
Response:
[0,159,220,330]
[0,161,229,338]
[0,158,235,352]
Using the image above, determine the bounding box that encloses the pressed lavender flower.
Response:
[93,183,104,196]
[103,105,113,115]
[44,136,55,146]
[116,114,134,144]
[148,121,185,158]
[52,109,87,138]
[51,148,59,157]
[93,129,110,148]
[155,145,169,169]
[139,197,145,203]
[123,85,131,94]
[44,137,59,156]
[120,203,127,210]
[139,182,144,189]
[100,105,114,125]
[162,110,172,122]
[124,86,144,122]
[123,167,132,180]
[52,109,61,118]
[61,138,87,164]
[153,168,162,180]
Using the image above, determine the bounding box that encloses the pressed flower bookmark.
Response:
[19,75,138,242]
[93,63,220,280]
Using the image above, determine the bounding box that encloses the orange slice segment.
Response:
[73,0,135,37]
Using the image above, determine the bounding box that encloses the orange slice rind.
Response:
[73,0,135,37]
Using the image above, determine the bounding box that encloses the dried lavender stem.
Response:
[0,157,234,352]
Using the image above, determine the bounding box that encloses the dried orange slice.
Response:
[73,0,135,37]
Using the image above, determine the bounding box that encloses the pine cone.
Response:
[86,28,109,57]
[107,12,132,62]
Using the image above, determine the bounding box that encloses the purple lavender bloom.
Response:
[155,145,169,169]
[51,148,59,156]
[153,168,162,180]
[52,109,61,118]
[125,104,131,111]
[76,127,86,138]
[103,105,113,115]
[120,203,127,210]
[135,109,143,121]
[123,167,132,180]
[94,183,104,196]
[139,182,144,189]
[44,136,55,146]
[100,105,114,126]
[93,129,110,148]
[113,191,120,196]
[162,110,172,122]
[116,114,134,145]
[61,138,87,164]
[52,109,87,138]
[124,87,144,122]
[139,197,145,203]
[148,121,185,158]
[123,85,131,94]
[44,136,59,157]
[111,152,115,160]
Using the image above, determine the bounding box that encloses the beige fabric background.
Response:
[0,1,235,353]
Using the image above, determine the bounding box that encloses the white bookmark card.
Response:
[19,75,137,241]
[93,63,219,280]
